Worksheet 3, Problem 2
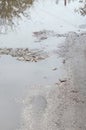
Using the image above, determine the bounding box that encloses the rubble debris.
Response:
[0,48,48,62]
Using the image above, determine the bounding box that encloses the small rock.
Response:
[59,79,67,83]
[63,59,66,64]
[71,90,78,93]
[52,68,58,71]
[17,57,24,61]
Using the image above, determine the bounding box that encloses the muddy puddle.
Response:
[0,0,86,130]
[0,54,66,130]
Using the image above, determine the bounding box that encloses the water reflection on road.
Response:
[0,0,86,48]
[0,0,34,31]
[0,0,86,130]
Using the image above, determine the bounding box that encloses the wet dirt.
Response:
[0,0,86,130]
[0,48,48,62]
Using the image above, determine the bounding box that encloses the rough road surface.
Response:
[17,32,86,130]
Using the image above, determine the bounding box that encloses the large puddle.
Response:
[0,0,86,130]
[0,54,66,130]
[0,0,86,48]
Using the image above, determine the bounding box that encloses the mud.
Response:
[33,30,67,42]
[17,32,86,130]
[0,48,48,62]
[0,0,86,130]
